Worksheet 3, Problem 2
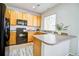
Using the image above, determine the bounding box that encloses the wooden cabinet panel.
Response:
[33,16,38,26]
[22,13,28,20]
[33,37,41,56]
[5,9,11,18]
[33,32,45,56]
[37,16,41,27]
[6,8,41,26]
[9,32,16,45]
[16,11,23,19]
[32,16,41,27]
[27,14,33,26]
[10,10,17,25]
[28,32,35,42]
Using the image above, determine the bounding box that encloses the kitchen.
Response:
[0,3,79,56]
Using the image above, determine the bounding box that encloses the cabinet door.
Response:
[16,11,23,19]
[22,13,28,20]
[5,9,11,18]
[33,37,41,56]
[33,16,38,26]
[9,32,16,45]
[37,16,41,27]
[28,32,35,42]
[27,14,33,26]
[10,10,17,25]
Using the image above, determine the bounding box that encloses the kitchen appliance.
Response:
[16,28,28,44]
[0,3,10,56]
[16,20,28,44]
[17,20,27,26]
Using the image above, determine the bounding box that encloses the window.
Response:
[43,14,56,31]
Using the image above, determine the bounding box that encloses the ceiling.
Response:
[6,3,57,14]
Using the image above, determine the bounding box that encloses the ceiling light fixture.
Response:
[37,4,40,6]
[32,4,40,9]
[33,5,36,8]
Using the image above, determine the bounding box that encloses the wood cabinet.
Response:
[28,32,35,42]
[27,14,33,26]
[33,32,45,56]
[10,10,17,25]
[33,37,41,56]
[37,16,41,27]
[22,12,28,20]
[9,32,16,45]
[5,8,42,46]
[32,16,41,27]
[5,9,41,26]
[5,9,11,18]
[33,16,38,26]
[16,11,23,19]
[5,9,17,25]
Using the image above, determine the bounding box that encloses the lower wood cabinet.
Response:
[33,37,41,56]
[28,32,36,42]
[9,32,16,45]
[33,32,45,56]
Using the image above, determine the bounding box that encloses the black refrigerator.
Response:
[0,3,10,56]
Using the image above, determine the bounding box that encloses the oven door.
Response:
[16,28,28,44]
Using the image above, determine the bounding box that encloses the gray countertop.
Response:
[33,33,76,45]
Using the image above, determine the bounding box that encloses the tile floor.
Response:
[5,43,33,56]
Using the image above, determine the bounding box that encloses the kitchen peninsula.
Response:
[33,33,76,56]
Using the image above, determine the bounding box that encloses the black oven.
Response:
[16,28,28,44]
[16,20,28,44]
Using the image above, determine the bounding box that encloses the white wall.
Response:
[41,3,79,55]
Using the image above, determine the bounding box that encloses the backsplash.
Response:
[10,25,39,32]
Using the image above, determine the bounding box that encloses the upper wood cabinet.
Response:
[33,15,38,26]
[5,8,41,26]
[32,16,41,27]
[27,14,33,26]
[37,16,41,27]
[16,11,23,19]
[10,9,17,25]
[5,9,11,18]
[22,12,28,20]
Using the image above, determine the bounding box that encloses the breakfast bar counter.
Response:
[33,33,76,45]
[33,33,76,56]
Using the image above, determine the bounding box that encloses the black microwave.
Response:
[17,19,27,26]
